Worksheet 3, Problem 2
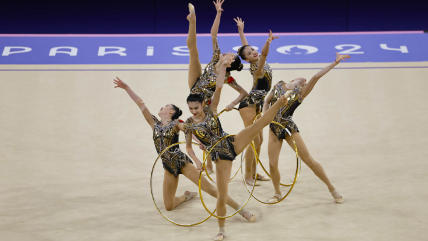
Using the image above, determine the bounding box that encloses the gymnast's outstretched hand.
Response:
[335,52,351,63]
[267,30,279,44]
[222,51,235,66]
[113,77,128,89]
[213,0,224,12]
[234,17,244,32]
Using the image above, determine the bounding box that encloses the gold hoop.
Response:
[252,112,301,187]
[242,120,301,204]
[198,134,258,219]
[203,108,241,183]
[150,141,214,226]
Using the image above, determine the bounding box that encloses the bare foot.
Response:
[254,173,270,181]
[267,194,281,203]
[184,190,198,201]
[245,179,260,186]
[331,190,345,204]
[187,3,196,21]
[242,211,256,223]
[214,232,224,241]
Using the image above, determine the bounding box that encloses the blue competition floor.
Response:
[1,32,427,65]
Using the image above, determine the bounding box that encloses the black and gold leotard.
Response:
[238,62,273,111]
[190,40,241,104]
[184,107,237,162]
[152,115,193,177]
[269,81,302,140]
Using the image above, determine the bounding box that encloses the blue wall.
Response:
[0,0,426,34]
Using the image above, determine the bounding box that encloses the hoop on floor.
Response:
[198,134,258,219]
[252,112,302,187]
[150,141,214,226]
[203,108,241,183]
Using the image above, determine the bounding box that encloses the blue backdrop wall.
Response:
[1,0,427,34]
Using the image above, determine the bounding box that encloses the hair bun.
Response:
[238,64,244,71]
[171,104,182,120]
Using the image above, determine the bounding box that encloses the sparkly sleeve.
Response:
[171,119,181,132]
[151,115,160,125]
[225,75,240,89]
[210,39,221,65]
[183,118,194,138]
[296,86,304,101]
[204,105,217,118]
[249,62,257,76]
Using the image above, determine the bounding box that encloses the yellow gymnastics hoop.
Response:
[203,108,242,183]
[198,134,258,219]
[242,121,300,204]
[150,141,214,226]
[252,112,302,187]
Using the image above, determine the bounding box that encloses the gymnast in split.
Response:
[113,77,258,221]
[186,1,248,174]
[263,53,351,204]
[234,17,276,186]
[184,39,292,240]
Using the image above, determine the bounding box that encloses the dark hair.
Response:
[186,94,204,103]
[237,45,250,60]
[171,104,182,120]
[226,55,244,72]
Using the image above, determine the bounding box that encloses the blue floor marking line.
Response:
[1,33,427,65]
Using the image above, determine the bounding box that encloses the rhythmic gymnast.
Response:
[263,53,350,203]
[234,17,276,186]
[113,77,257,221]
[184,42,293,240]
[186,1,248,174]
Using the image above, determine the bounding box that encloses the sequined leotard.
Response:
[238,62,273,111]
[152,115,193,177]
[269,81,302,140]
[190,40,241,104]
[184,107,237,162]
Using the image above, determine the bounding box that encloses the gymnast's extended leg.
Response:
[284,132,344,203]
[186,5,202,90]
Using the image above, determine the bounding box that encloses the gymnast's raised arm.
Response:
[113,77,155,129]
[211,0,225,53]
[234,17,248,46]
[254,30,279,78]
[301,53,351,99]
[211,53,234,114]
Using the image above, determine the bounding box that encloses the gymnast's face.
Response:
[159,104,174,116]
[218,52,237,67]
[187,101,203,117]
[242,46,258,63]
[289,78,307,88]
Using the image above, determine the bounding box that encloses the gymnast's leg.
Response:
[284,132,344,203]
[267,129,283,202]
[163,170,196,211]
[233,93,291,154]
[186,5,202,90]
